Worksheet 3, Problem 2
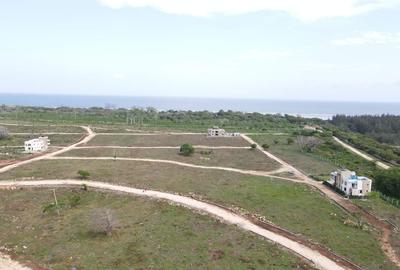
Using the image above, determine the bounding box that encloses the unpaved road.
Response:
[0,254,31,270]
[333,137,390,170]
[75,145,250,149]
[244,134,400,268]
[0,179,350,270]
[0,126,95,174]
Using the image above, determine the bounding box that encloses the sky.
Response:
[0,0,400,102]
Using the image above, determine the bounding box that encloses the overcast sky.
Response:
[1,0,400,101]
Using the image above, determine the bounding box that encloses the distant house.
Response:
[207,127,240,137]
[24,137,50,153]
[330,169,372,197]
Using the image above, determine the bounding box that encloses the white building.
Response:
[330,169,372,197]
[207,127,240,137]
[24,137,50,153]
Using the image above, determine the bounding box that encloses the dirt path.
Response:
[96,132,205,136]
[0,253,32,270]
[243,134,400,268]
[46,156,290,178]
[0,179,352,270]
[0,126,95,174]
[9,133,84,135]
[75,145,250,149]
[333,137,390,170]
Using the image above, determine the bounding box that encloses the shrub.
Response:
[78,170,90,180]
[287,138,294,145]
[250,144,257,150]
[262,143,270,150]
[180,144,195,156]
[374,168,400,199]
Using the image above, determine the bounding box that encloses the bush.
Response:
[262,143,270,150]
[250,144,257,150]
[179,144,195,156]
[287,138,294,145]
[78,170,90,180]
[273,139,279,145]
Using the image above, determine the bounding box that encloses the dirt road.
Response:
[0,180,351,270]
[333,137,390,170]
[0,254,32,270]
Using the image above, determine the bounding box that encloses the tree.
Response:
[180,144,195,156]
[297,136,322,152]
[89,208,119,236]
[78,170,90,180]
[287,138,294,145]
[250,144,257,150]
[374,168,400,199]
[0,126,9,140]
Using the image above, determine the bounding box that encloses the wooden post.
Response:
[53,189,60,216]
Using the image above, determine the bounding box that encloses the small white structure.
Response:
[330,169,372,197]
[24,137,50,153]
[207,127,240,137]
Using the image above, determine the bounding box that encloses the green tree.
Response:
[179,144,195,156]
[250,144,257,150]
[374,168,400,199]
[78,170,90,180]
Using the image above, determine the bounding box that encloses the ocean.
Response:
[1,93,400,120]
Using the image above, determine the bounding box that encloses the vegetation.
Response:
[89,208,119,237]
[331,114,400,145]
[78,170,90,180]
[374,168,400,199]
[332,129,400,165]
[59,148,281,171]
[250,143,257,150]
[0,189,314,270]
[179,144,195,156]
[0,160,395,269]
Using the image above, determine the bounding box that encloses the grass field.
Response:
[87,134,250,147]
[0,134,84,147]
[0,124,85,133]
[353,195,400,260]
[58,148,281,172]
[249,134,377,180]
[0,189,314,270]
[0,160,395,270]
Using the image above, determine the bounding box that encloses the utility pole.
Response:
[53,189,60,216]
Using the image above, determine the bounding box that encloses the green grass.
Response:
[58,148,281,171]
[87,134,250,147]
[0,160,395,270]
[250,134,377,179]
[353,194,400,260]
[0,124,85,133]
[0,189,314,270]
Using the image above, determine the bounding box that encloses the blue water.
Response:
[1,93,400,120]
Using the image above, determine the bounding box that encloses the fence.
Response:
[380,193,400,208]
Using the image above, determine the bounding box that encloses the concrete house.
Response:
[207,127,240,137]
[24,137,50,153]
[330,169,372,197]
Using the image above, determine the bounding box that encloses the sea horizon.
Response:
[1,93,400,120]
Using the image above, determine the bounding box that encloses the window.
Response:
[360,190,362,194]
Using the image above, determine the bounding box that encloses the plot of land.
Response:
[354,196,400,260]
[59,148,281,172]
[86,134,249,147]
[0,134,85,147]
[0,189,313,270]
[0,159,395,270]
[1,124,85,134]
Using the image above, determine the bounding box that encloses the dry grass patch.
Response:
[59,148,281,172]
[0,189,313,270]
[0,160,395,270]
[87,134,249,147]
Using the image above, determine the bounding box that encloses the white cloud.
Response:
[333,31,400,46]
[99,0,398,21]
[113,73,126,80]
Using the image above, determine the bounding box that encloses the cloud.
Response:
[238,50,291,61]
[113,73,126,80]
[99,0,398,21]
[333,31,400,46]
